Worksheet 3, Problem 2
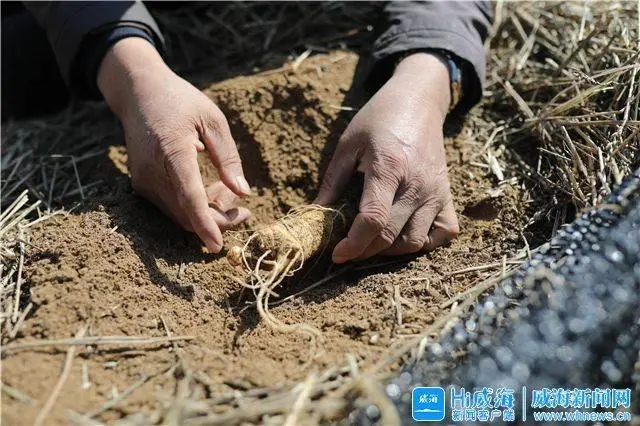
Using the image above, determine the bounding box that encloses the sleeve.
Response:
[368,1,493,116]
[22,1,165,91]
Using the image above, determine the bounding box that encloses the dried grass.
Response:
[177,2,640,424]
[0,191,58,344]
[152,2,381,78]
[471,1,639,234]
[2,1,638,425]
[1,102,117,210]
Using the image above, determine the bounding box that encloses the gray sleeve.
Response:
[369,1,493,115]
[22,1,164,86]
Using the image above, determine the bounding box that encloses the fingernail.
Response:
[236,176,252,196]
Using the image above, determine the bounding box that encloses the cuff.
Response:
[47,2,165,86]
[367,28,486,118]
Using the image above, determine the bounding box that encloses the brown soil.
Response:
[2,53,527,425]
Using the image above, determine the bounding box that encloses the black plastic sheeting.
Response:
[351,169,640,425]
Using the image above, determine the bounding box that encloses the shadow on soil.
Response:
[223,254,420,347]
[5,2,458,330]
[59,51,374,305]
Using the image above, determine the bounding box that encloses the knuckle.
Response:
[217,153,242,169]
[438,180,453,199]
[423,192,447,212]
[375,150,408,182]
[402,174,428,203]
[130,168,157,199]
[157,136,183,164]
[174,189,189,211]
[381,149,407,169]
[162,148,184,177]
[317,177,333,197]
[178,185,201,210]
[388,234,424,255]
[178,195,192,212]
[337,125,360,147]
[360,205,388,232]
[378,227,397,247]
[404,240,425,254]
[207,106,227,125]
[337,134,351,147]
[206,109,230,136]
[404,233,427,253]
[434,176,453,200]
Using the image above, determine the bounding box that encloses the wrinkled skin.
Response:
[315,53,459,263]
[98,39,458,259]
[98,38,251,253]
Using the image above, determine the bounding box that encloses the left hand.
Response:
[315,53,459,263]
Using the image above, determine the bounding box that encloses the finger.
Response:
[224,206,252,227]
[202,111,252,197]
[354,184,421,260]
[379,201,441,256]
[206,181,238,211]
[165,144,225,253]
[314,140,358,206]
[210,206,252,232]
[423,200,459,251]
[332,169,400,263]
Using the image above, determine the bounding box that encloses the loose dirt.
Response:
[2,52,527,424]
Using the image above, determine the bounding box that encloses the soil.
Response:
[1,52,527,425]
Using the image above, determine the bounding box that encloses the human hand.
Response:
[315,53,459,263]
[97,38,251,253]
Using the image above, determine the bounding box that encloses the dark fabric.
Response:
[22,1,164,89]
[1,11,69,121]
[8,1,491,120]
[77,26,156,99]
[368,1,493,117]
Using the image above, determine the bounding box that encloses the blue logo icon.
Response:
[412,387,446,421]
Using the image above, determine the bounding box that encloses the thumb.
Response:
[314,143,357,206]
[202,111,252,197]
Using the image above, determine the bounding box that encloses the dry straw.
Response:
[2,1,639,425]
[1,191,47,343]
[197,2,639,424]
[472,1,639,231]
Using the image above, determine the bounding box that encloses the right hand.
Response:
[315,53,459,263]
[97,38,251,253]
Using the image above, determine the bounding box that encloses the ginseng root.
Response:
[227,205,348,341]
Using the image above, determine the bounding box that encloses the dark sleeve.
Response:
[368,1,493,116]
[22,1,164,91]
